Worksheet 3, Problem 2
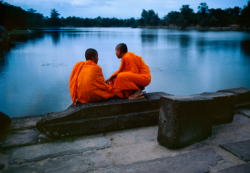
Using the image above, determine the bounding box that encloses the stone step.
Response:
[37,92,172,138]
[5,151,112,173]
[7,134,111,165]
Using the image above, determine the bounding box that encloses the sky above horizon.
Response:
[3,0,249,19]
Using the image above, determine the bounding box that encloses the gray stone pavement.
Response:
[0,108,250,173]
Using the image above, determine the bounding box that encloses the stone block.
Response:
[0,111,11,131]
[37,92,172,138]
[157,95,214,149]
[199,92,235,125]
[217,87,250,108]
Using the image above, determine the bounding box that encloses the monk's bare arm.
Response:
[105,75,116,84]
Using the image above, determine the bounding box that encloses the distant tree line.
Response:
[162,2,250,29]
[1,0,250,31]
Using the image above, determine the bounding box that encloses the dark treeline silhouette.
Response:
[1,0,250,31]
[163,2,250,29]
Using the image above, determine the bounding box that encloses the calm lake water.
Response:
[1,27,250,118]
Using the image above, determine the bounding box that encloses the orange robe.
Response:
[69,60,114,105]
[111,52,151,98]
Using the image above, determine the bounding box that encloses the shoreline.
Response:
[135,26,249,31]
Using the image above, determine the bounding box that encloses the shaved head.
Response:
[116,43,127,54]
[85,48,98,60]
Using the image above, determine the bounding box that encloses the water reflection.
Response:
[241,40,250,56]
[179,35,191,48]
[0,53,7,74]
[51,32,61,45]
[140,30,158,47]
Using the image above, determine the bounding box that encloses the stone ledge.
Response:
[36,92,172,138]
[198,92,235,125]
[217,87,250,108]
[41,110,159,138]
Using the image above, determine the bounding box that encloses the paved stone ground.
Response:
[0,108,250,173]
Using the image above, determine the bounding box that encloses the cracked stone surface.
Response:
[9,116,44,131]
[105,126,158,148]
[99,148,223,173]
[220,140,250,162]
[5,151,112,173]
[0,129,54,149]
[0,129,39,149]
[216,163,250,173]
[7,135,111,165]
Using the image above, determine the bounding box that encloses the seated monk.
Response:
[105,43,151,100]
[69,48,114,105]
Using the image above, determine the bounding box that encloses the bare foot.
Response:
[128,89,143,99]
[128,95,145,100]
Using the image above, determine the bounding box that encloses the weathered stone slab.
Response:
[9,115,44,131]
[217,163,250,173]
[157,95,214,149]
[98,139,206,166]
[41,110,159,138]
[99,148,223,173]
[220,140,250,162]
[5,151,111,173]
[235,108,250,118]
[106,126,158,148]
[205,114,250,146]
[0,129,39,149]
[199,92,235,125]
[37,92,172,138]
[7,135,111,165]
[217,87,250,108]
[0,112,11,131]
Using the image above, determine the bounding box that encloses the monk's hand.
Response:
[105,77,112,84]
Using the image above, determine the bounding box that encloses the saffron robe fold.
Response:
[69,60,114,105]
[111,52,151,98]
